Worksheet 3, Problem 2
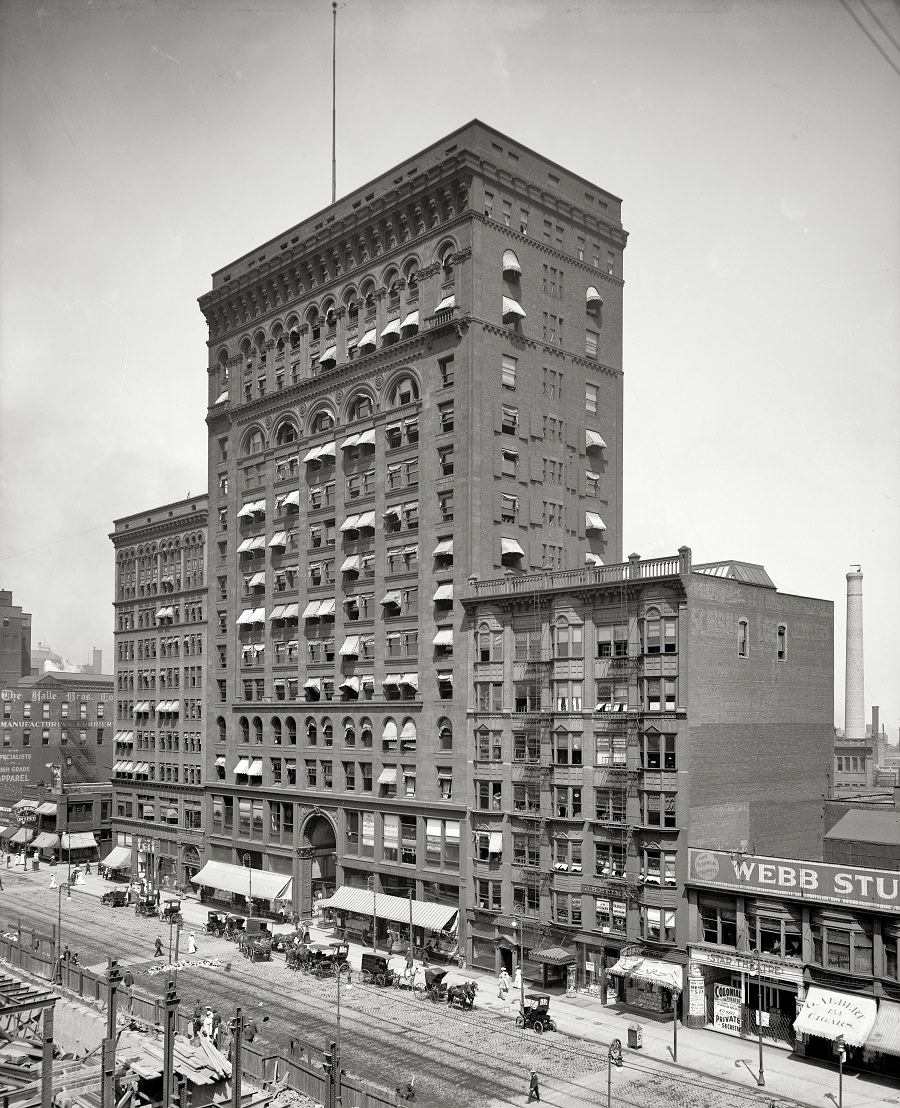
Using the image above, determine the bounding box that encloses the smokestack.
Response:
[92,648,102,674]
[844,568,865,741]
[872,706,880,739]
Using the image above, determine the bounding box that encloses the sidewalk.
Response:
[9,865,900,1108]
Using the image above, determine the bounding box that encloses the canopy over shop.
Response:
[191,860,292,916]
[318,885,459,956]
[100,845,133,875]
[609,954,683,1014]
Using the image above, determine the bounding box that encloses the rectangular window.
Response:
[501,355,517,390]
[477,879,502,912]
[585,331,599,360]
[501,449,518,478]
[585,383,598,413]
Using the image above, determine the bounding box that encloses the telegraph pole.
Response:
[163,979,179,1108]
[231,1007,243,1108]
[101,958,122,1108]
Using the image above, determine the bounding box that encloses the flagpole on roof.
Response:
[331,1,337,204]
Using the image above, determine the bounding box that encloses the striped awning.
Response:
[866,999,900,1057]
[318,885,459,932]
[61,832,97,850]
[102,845,133,871]
[191,860,292,902]
[31,832,60,850]
[34,802,58,816]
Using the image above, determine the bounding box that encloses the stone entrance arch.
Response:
[297,810,337,918]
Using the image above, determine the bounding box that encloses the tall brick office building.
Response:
[108,496,209,889]
[196,121,627,932]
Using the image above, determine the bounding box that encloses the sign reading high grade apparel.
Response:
[688,849,900,915]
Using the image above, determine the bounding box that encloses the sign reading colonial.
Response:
[688,849,900,915]
[712,984,742,1033]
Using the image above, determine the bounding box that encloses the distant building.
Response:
[0,781,113,866]
[108,495,208,889]
[0,671,114,828]
[823,792,900,871]
[30,642,104,677]
[0,589,32,688]
[458,546,833,999]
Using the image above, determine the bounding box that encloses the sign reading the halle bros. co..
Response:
[688,849,900,914]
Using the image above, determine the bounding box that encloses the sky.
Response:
[1,0,898,735]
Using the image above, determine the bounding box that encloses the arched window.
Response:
[306,306,320,342]
[272,717,282,745]
[586,286,603,321]
[387,277,401,310]
[287,318,301,349]
[216,717,226,743]
[239,716,249,744]
[322,716,333,745]
[286,716,297,745]
[275,421,297,446]
[400,718,417,749]
[310,408,335,433]
[344,287,359,325]
[777,624,787,661]
[438,243,455,285]
[388,375,419,408]
[343,717,355,745]
[438,719,452,750]
[404,261,419,301]
[306,717,317,743]
[738,619,749,659]
[360,717,373,748]
[348,393,374,421]
[361,281,376,319]
[245,429,265,455]
[382,718,398,751]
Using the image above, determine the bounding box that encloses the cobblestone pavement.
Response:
[1,874,812,1108]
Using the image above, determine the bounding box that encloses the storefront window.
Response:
[811,917,874,976]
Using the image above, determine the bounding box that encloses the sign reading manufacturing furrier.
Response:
[688,849,900,914]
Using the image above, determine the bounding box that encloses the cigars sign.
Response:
[688,849,900,915]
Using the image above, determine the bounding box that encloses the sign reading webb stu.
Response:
[688,849,900,915]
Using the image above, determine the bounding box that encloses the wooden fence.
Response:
[0,930,399,1107]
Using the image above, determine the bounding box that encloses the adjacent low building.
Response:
[685,845,900,1075]
[0,781,112,867]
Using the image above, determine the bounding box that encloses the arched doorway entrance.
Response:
[297,813,337,918]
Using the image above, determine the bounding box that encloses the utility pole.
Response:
[163,979,179,1108]
[101,959,122,1108]
[231,1007,243,1108]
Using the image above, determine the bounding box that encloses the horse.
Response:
[446,980,477,1010]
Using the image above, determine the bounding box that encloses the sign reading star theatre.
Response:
[688,849,900,914]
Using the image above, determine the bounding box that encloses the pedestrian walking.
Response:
[153,936,163,958]
[0,872,3,891]
[49,873,57,889]
[498,967,511,1008]
[512,966,522,996]
[62,945,71,963]
[123,969,135,1014]
[84,861,92,876]
[187,931,197,954]
[527,1070,541,1102]
[155,890,161,908]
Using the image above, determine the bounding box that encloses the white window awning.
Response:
[793,987,878,1046]
[282,490,301,507]
[214,390,229,404]
[282,603,299,618]
[586,285,603,305]
[317,598,336,616]
[249,571,266,587]
[400,721,417,742]
[318,441,336,460]
[357,511,376,529]
[341,555,361,572]
[319,345,337,364]
[585,552,604,566]
[248,535,266,551]
[382,674,402,687]
[501,537,525,557]
[586,429,607,450]
[502,295,526,319]
[269,605,287,621]
[268,531,287,548]
[401,673,419,690]
[433,539,454,557]
[377,767,398,785]
[358,328,377,349]
[215,756,226,767]
[586,512,607,531]
[433,628,454,646]
[381,591,401,606]
[304,444,324,463]
[340,635,361,656]
[247,758,263,776]
[341,514,361,532]
[502,249,522,275]
[382,720,398,742]
[488,831,503,852]
[339,676,361,693]
[437,671,454,685]
[250,608,266,624]
[236,609,255,625]
[237,501,257,518]
[304,677,321,691]
[234,757,251,774]
[434,294,455,313]
[433,584,454,601]
[236,538,255,553]
[381,318,402,338]
[341,433,360,450]
[401,310,419,330]
[383,505,401,520]
[302,601,322,619]
[356,429,376,447]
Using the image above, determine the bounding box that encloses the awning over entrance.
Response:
[793,987,878,1047]
[866,999,900,1056]
[102,845,133,871]
[191,860,292,902]
[530,945,577,966]
[609,955,682,993]
[318,885,459,932]
[33,802,58,816]
[31,832,59,850]
[9,827,34,844]
[61,832,97,850]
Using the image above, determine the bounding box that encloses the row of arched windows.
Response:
[218,714,452,747]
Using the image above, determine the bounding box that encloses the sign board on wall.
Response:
[688,848,900,915]
[713,985,742,1034]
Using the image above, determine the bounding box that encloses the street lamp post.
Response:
[836,1034,845,1108]
[55,882,72,982]
[241,854,253,919]
[750,950,765,1087]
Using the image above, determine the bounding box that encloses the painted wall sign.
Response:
[688,848,900,914]
[688,973,706,1018]
[689,944,805,985]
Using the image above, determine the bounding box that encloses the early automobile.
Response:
[515,992,557,1033]
[359,952,391,986]
[100,889,129,908]
[158,898,183,925]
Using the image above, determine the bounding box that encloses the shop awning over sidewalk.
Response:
[33,802,58,816]
[866,998,900,1056]
[102,845,132,871]
[609,955,682,993]
[318,885,458,932]
[530,945,577,966]
[793,987,877,1046]
[61,832,97,850]
[9,827,34,845]
[31,832,60,850]
[191,860,292,902]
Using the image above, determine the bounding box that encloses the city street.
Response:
[6,865,892,1108]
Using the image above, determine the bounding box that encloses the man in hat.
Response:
[527,1070,541,1102]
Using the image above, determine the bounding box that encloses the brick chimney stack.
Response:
[844,568,865,741]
